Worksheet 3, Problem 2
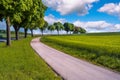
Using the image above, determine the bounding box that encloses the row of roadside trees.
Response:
[0,0,86,46]
[0,0,47,46]
[39,21,86,35]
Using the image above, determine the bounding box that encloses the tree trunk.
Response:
[67,31,68,34]
[57,30,59,35]
[51,31,52,35]
[41,30,43,36]
[6,16,11,46]
[24,28,28,38]
[15,29,19,40]
[30,29,33,37]
[13,25,20,40]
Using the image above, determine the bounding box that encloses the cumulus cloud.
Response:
[114,24,120,30]
[44,14,120,32]
[98,3,120,18]
[44,14,66,24]
[74,20,112,29]
[43,0,98,15]
[73,20,120,32]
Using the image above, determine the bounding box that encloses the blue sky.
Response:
[45,0,119,23]
[43,0,120,32]
[0,0,120,33]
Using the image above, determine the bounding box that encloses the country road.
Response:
[31,37,120,80]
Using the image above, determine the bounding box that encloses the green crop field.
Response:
[41,33,120,72]
[0,38,60,80]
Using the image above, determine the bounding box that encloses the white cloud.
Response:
[73,20,120,32]
[115,24,120,29]
[98,3,120,18]
[44,14,66,24]
[74,20,112,29]
[43,0,98,15]
[44,14,120,32]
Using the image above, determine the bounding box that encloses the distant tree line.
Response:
[39,21,86,35]
[0,30,6,33]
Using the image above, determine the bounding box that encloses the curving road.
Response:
[31,37,120,80]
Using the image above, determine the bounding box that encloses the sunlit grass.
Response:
[0,38,61,80]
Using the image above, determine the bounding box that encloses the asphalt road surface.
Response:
[31,37,120,80]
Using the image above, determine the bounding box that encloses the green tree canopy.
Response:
[48,25,55,34]
[64,22,70,34]
[64,22,75,34]
[69,23,75,34]
[0,0,47,43]
[79,27,86,33]
[73,26,86,34]
[39,21,48,36]
[54,22,64,35]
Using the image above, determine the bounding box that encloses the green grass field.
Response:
[41,33,120,72]
[0,38,60,80]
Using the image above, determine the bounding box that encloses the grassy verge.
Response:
[0,37,61,80]
[41,35,120,72]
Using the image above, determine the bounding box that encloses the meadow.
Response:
[0,37,61,80]
[41,33,120,72]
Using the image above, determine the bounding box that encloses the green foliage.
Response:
[48,25,55,32]
[63,22,74,34]
[0,0,34,19]
[69,23,74,32]
[0,0,47,44]
[39,21,48,30]
[39,21,48,35]
[54,22,64,35]
[41,34,120,72]
[73,26,86,34]
[63,22,71,33]
[0,38,61,80]
[0,30,6,33]
[79,27,86,33]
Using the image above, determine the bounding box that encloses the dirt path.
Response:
[31,37,120,80]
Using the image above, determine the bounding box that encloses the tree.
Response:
[17,0,46,38]
[64,22,70,34]
[39,21,48,36]
[0,0,12,45]
[22,13,38,38]
[54,22,64,35]
[12,14,29,39]
[69,23,75,34]
[23,19,36,38]
[19,16,30,38]
[48,25,55,34]
[29,22,36,37]
[28,0,47,36]
[64,22,75,34]
[11,11,31,38]
[0,0,47,43]
[79,27,86,33]
[0,0,33,45]
[73,26,86,34]
[73,27,80,34]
